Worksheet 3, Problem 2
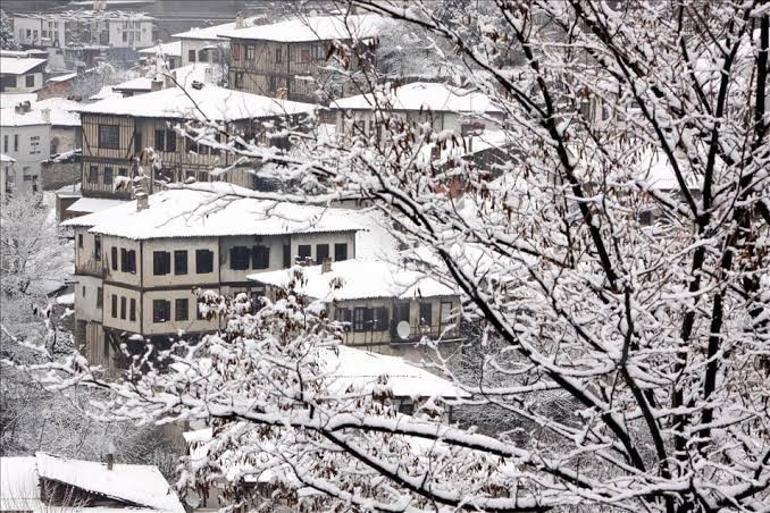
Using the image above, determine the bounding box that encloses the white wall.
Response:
[0,123,50,195]
[180,39,227,67]
[108,19,154,49]
[74,274,104,323]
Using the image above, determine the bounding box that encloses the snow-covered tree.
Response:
[8,1,770,511]
[0,9,20,51]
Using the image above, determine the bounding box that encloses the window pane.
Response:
[130,298,136,321]
[98,125,120,149]
[153,300,170,323]
[334,243,348,261]
[419,303,433,326]
[174,250,188,275]
[196,249,213,273]
[153,251,170,275]
[120,296,127,320]
[252,246,269,269]
[111,247,118,270]
[230,246,250,270]
[315,244,329,264]
[175,298,189,321]
[297,244,311,262]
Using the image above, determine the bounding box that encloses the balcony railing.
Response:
[76,258,105,277]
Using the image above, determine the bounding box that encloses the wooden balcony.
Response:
[76,258,105,278]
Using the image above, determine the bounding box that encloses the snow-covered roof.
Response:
[111,76,154,92]
[219,14,383,43]
[0,57,46,75]
[0,153,15,163]
[89,84,121,102]
[0,92,38,109]
[325,345,467,398]
[35,452,184,513]
[138,40,183,57]
[34,97,82,127]
[47,72,78,83]
[61,183,363,240]
[67,197,127,214]
[0,108,49,127]
[168,63,224,88]
[78,83,315,121]
[172,17,262,41]
[250,258,457,301]
[333,82,503,113]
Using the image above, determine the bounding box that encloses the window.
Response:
[94,236,101,261]
[25,75,35,88]
[334,308,352,331]
[78,233,83,248]
[133,131,142,155]
[111,247,118,270]
[419,302,433,327]
[312,44,325,60]
[14,134,19,152]
[275,47,282,63]
[196,249,213,273]
[234,71,244,89]
[246,45,255,60]
[283,244,291,268]
[118,167,128,177]
[3,135,7,153]
[153,251,171,275]
[129,298,136,321]
[98,125,120,149]
[29,136,40,154]
[372,307,389,331]
[175,298,189,321]
[188,49,196,62]
[231,43,242,60]
[199,50,208,62]
[174,250,188,275]
[111,294,118,318]
[120,248,127,271]
[334,243,348,261]
[125,250,137,273]
[353,307,368,332]
[315,244,329,264]
[103,166,113,185]
[82,286,86,297]
[252,246,270,269]
[96,287,103,308]
[230,246,251,270]
[153,299,171,323]
[154,129,177,152]
[394,302,410,325]
[298,244,311,262]
[88,165,98,183]
[120,296,127,320]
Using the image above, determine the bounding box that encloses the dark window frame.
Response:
[196,249,214,274]
[98,124,120,149]
[419,302,433,327]
[175,298,189,321]
[111,294,118,318]
[229,245,251,270]
[153,251,171,275]
[129,298,136,321]
[334,243,348,261]
[111,247,118,270]
[120,296,127,320]
[152,299,171,323]
[174,250,188,275]
[252,245,270,269]
[315,244,329,265]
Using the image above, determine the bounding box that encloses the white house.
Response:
[250,258,462,357]
[61,183,364,369]
[172,16,264,67]
[0,104,51,197]
[331,81,503,139]
[0,57,47,93]
[0,452,184,513]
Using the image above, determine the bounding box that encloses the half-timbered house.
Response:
[76,82,315,199]
[220,14,383,103]
[62,183,363,369]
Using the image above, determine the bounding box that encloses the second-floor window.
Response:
[111,247,118,270]
[154,129,177,153]
[120,249,136,273]
[14,135,19,152]
[174,250,188,275]
[153,299,170,323]
[230,246,251,270]
[252,246,269,269]
[275,47,282,64]
[196,249,214,274]
[94,236,101,261]
[98,125,120,149]
[246,45,255,60]
[111,294,118,318]
[96,287,103,309]
[3,135,7,153]
[130,298,136,321]
[29,136,40,154]
[153,251,171,275]
[120,296,127,320]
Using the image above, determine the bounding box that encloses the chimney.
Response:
[136,192,149,211]
[150,79,163,92]
[40,108,51,124]
[235,14,244,29]
[105,441,116,470]
[321,257,332,273]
